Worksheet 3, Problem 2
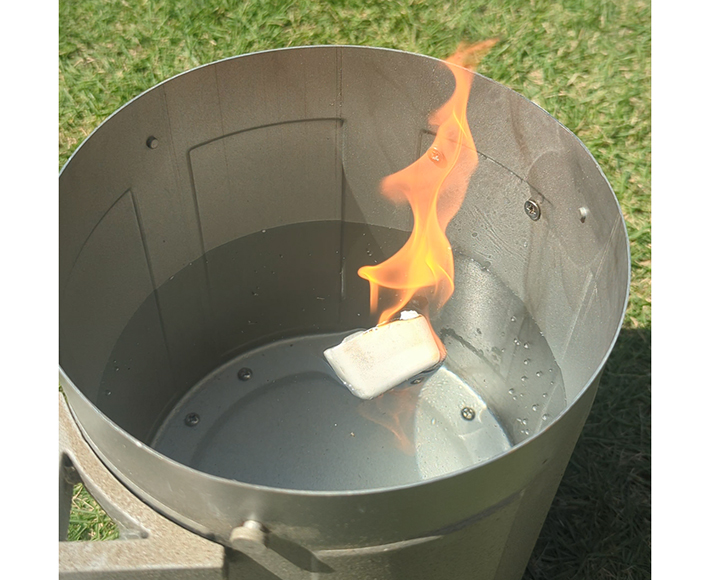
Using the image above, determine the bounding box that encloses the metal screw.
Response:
[524,199,541,221]
[184,412,200,426]
[461,407,476,421]
[230,520,268,550]
[242,520,267,532]
[146,136,159,149]
[238,367,253,381]
[428,146,445,165]
[410,377,424,385]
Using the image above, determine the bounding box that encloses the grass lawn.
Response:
[59,0,650,578]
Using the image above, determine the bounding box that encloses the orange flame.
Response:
[358,40,497,325]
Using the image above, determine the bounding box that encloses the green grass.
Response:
[59,1,650,577]
[59,0,651,327]
[66,483,120,542]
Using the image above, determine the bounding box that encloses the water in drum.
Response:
[98,221,566,492]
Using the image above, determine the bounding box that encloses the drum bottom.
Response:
[151,331,513,492]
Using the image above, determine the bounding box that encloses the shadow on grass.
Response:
[524,327,651,580]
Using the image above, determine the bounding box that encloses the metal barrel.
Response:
[59,46,629,580]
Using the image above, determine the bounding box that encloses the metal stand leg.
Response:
[59,393,226,579]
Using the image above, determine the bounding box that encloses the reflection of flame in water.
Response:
[358,386,422,455]
[358,40,497,326]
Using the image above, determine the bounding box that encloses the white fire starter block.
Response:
[324,311,446,400]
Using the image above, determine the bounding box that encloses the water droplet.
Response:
[514,338,521,346]
[521,375,528,382]
[169,275,175,280]
[542,392,548,398]
[532,404,539,412]
[536,371,543,377]
[104,390,111,396]
[511,316,516,322]
[261,229,266,233]
[523,240,529,248]
[523,429,530,435]
[523,342,530,349]
[431,418,436,425]
[524,358,530,365]
[542,414,549,421]
[522,418,528,425]
[472,232,478,238]
[508,388,515,395]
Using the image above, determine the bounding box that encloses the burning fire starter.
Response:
[324,40,496,400]
[324,311,446,400]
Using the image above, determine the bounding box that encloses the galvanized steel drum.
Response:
[59,46,629,580]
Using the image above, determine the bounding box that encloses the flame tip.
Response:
[362,38,493,324]
[445,38,499,71]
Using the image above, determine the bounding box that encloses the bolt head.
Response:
[461,407,476,421]
[238,367,253,381]
[184,412,200,426]
[524,199,541,221]
[146,136,159,149]
[230,522,268,551]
